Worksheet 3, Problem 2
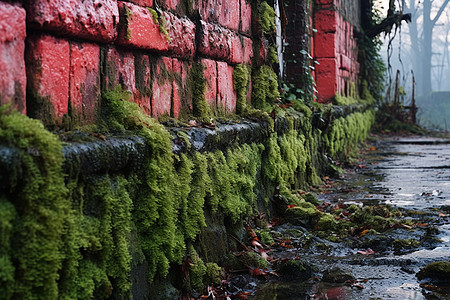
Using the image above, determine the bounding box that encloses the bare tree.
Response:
[408,0,449,97]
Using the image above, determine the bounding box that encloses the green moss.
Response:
[317,213,337,231]
[258,1,276,34]
[188,246,207,291]
[191,62,212,121]
[205,263,224,286]
[417,261,450,280]
[252,65,280,111]
[233,64,250,115]
[0,105,70,299]
[241,251,268,268]
[146,8,170,42]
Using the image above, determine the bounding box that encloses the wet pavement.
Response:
[251,135,450,300]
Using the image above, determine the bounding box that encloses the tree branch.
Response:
[366,13,412,38]
[432,0,449,25]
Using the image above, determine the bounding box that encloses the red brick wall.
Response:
[313,0,360,103]
[0,0,256,127]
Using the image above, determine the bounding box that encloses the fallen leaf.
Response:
[357,248,376,255]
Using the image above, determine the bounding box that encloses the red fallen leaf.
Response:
[358,164,367,169]
[260,251,271,261]
[287,204,297,208]
[246,225,259,241]
[251,239,263,249]
[280,242,293,249]
[439,212,447,217]
[364,195,373,198]
[352,284,364,289]
[357,248,376,255]
[414,222,429,227]
[268,270,280,277]
[248,266,268,278]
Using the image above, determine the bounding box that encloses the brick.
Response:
[25,0,119,43]
[104,47,136,102]
[163,11,196,58]
[314,10,337,33]
[26,35,70,125]
[117,2,169,51]
[197,0,239,31]
[172,59,182,118]
[314,31,336,58]
[152,57,173,117]
[217,62,236,113]
[230,35,253,64]
[134,53,152,115]
[240,0,252,34]
[160,0,180,11]
[69,43,101,124]
[315,58,337,103]
[199,21,252,64]
[201,59,217,109]
[0,2,26,113]
[127,0,153,6]
[339,54,351,71]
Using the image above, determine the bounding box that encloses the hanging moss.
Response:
[252,65,280,111]
[258,1,276,34]
[0,105,70,299]
[233,64,250,115]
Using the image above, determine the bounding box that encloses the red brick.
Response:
[217,62,236,113]
[163,11,196,58]
[199,21,251,64]
[104,47,136,101]
[240,0,252,34]
[197,0,239,31]
[117,2,169,51]
[314,31,337,58]
[69,43,101,124]
[339,54,351,71]
[152,57,173,117]
[230,35,253,64]
[201,59,217,109]
[0,2,26,113]
[315,58,338,103]
[25,0,119,43]
[127,0,153,6]
[160,0,179,10]
[133,53,152,115]
[26,35,70,123]
[314,10,337,33]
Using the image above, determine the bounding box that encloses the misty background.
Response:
[376,0,450,130]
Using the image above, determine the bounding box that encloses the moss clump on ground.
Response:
[417,261,450,280]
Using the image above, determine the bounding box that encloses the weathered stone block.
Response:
[134,53,152,115]
[314,9,337,33]
[103,47,136,101]
[163,11,196,58]
[0,2,26,114]
[25,0,119,43]
[69,43,101,124]
[117,2,169,51]
[339,54,351,71]
[26,34,70,125]
[217,62,236,113]
[314,31,336,58]
[198,21,252,64]
[196,0,239,31]
[127,0,153,6]
[201,58,217,109]
[152,57,173,117]
[315,58,337,103]
[160,0,179,11]
[240,0,252,34]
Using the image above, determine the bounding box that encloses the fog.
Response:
[377,0,450,129]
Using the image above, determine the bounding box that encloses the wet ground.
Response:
[249,135,450,300]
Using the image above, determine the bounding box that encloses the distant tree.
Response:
[407,0,449,96]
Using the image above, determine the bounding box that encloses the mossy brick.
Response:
[152,57,173,117]
[25,0,119,43]
[195,0,239,31]
[240,0,252,34]
[314,9,337,33]
[217,62,236,113]
[103,47,137,103]
[314,31,337,58]
[315,58,338,103]
[127,0,153,6]
[134,53,152,115]
[198,21,252,64]
[117,1,169,52]
[163,11,196,59]
[69,42,101,125]
[26,34,70,124]
[160,0,179,11]
[201,58,218,109]
[0,2,26,114]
